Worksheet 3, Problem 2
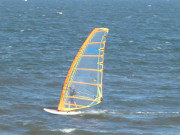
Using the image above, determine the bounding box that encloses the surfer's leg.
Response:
[68,101,71,108]
[75,102,77,108]
[69,98,74,108]
[74,100,77,108]
[71,99,77,108]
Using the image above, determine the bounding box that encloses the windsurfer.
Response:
[68,85,77,108]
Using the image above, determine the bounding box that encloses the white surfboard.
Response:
[44,108,82,115]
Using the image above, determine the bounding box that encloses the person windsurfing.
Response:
[68,85,77,108]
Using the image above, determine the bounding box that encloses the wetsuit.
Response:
[70,88,76,103]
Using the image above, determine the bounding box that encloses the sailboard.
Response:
[44,28,109,115]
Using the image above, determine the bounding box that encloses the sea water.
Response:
[0,0,180,134]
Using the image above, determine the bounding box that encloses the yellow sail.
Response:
[57,28,109,112]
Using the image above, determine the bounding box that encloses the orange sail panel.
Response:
[57,28,109,111]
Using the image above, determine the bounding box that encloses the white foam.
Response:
[83,110,108,114]
[135,112,179,114]
[153,15,158,17]
[84,110,180,115]
[22,122,28,126]
[41,128,76,133]
[57,12,63,15]
[80,110,122,115]
[20,30,24,32]
[156,47,162,49]
[60,128,76,133]
[52,128,76,133]
[153,47,162,50]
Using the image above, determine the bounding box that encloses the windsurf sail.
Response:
[57,28,109,112]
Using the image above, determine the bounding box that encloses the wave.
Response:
[77,110,179,115]
[81,110,108,114]
[53,128,76,133]
[135,111,179,114]
[41,128,76,133]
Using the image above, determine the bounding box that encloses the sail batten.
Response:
[97,30,108,33]
[80,55,103,57]
[75,68,102,72]
[57,28,109,111]
[70,81,101,87]
[88,42,105,44]
[64,103,87,108]
[64,96,99,102]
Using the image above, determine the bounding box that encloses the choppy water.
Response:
[0,0,180,134]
